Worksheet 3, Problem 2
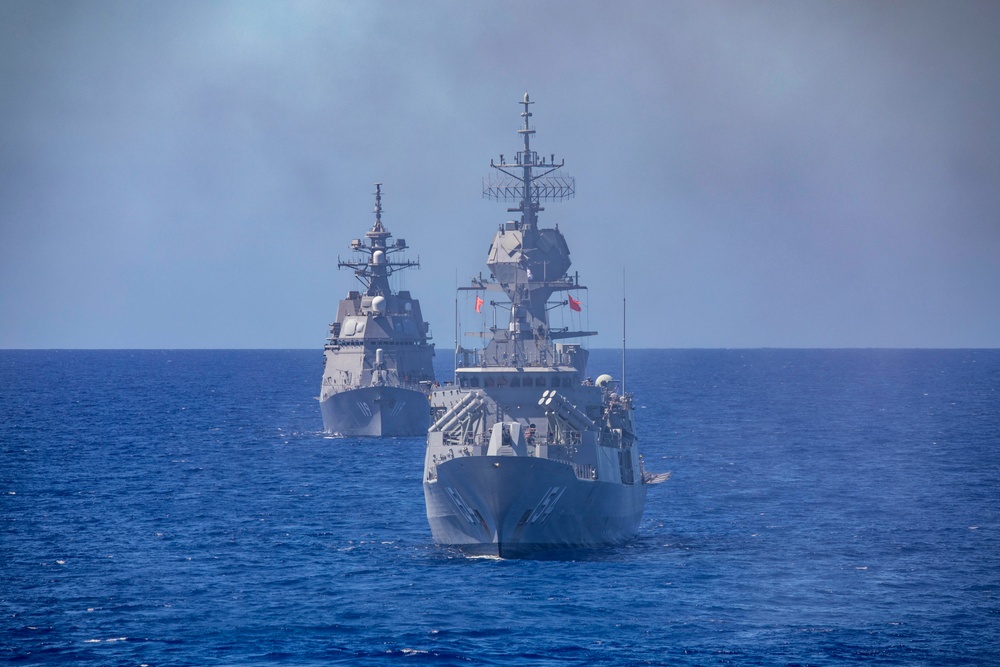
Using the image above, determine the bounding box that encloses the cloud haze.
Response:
[2,0,998,348]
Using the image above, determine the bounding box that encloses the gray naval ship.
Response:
[319,184,436,436]
[423,94,668,557]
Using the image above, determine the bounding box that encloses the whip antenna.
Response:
[622,268,627,395]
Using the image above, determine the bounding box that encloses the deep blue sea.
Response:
[2,349,998,666]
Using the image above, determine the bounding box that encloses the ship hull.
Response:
[424,455,646,558]
[320,385,429,437]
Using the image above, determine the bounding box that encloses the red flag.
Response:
[475,296,484,313]
[568,294,582,312]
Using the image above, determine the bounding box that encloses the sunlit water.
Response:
[2,349,997,665]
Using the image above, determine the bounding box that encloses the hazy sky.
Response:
[2,0,998,349]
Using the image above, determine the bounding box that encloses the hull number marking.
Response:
[528,486,565,525]
[446,487,479,525]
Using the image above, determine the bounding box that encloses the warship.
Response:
[319,184,436,436]
[423,94,668,557]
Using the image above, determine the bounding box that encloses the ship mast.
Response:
[465,93,594,369]
[518,94,538,230]
[338,183,419,297]
[485,93,575,231]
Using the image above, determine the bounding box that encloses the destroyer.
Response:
[423,94,667,557]
[319,184,435,436]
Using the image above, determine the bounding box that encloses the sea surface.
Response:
[1,349,998,666]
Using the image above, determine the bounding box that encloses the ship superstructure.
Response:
[423,95,666,557]
[320,184,435,436]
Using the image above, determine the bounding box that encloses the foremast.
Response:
[485,92,576,230]
[338,183,418,297]
[465,93,593,371]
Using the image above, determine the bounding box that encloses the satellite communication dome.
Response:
[372,250,385,265]
[595,374,614,387]
[371,295,387,314]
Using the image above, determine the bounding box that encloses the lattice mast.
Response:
[483,93,575,230]
[338,183,418,297]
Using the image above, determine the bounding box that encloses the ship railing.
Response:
[427,445,478,481]
[456,346,587,370]
[544,428,583,448]
[442,431,487,447]
[548,457,597,481]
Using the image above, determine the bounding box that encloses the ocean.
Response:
[1,349,997,665]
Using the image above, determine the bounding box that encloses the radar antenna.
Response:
[483,93,575,230]
[337,183,419,297]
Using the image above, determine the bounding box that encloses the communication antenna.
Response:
[337,183,418,297]
[483,93,575,230]
[622,268,627,396]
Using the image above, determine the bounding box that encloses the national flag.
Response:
[475,295,484,313]
[568,294,582,312]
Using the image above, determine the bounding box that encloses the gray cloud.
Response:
[2,0,998,348]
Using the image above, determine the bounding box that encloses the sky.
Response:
[2,0,999,349]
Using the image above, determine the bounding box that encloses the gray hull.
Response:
[320,385,429,437]
[424,456,646,558]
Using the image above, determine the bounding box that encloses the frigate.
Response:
[319,184,435,437]
[423,94,668,557]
